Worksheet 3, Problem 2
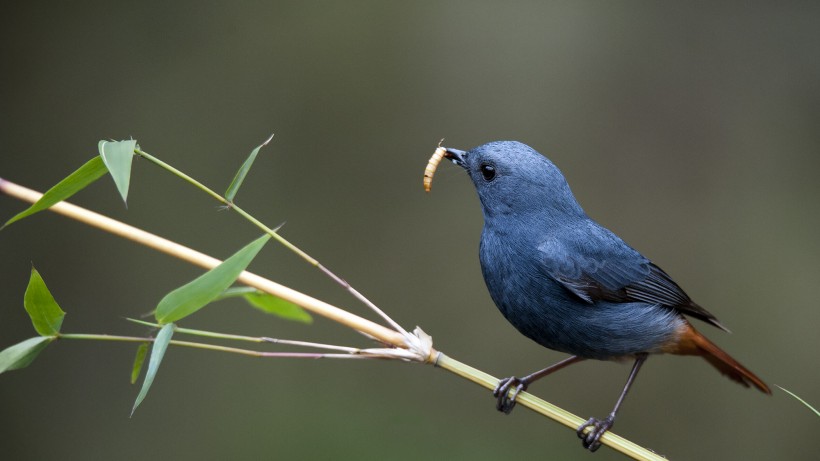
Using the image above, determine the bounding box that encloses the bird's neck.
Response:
[482,207,585,240]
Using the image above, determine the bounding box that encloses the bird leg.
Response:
[494,355,585,414]
[577,353,648,452]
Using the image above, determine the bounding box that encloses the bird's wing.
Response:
[538,226,729,332]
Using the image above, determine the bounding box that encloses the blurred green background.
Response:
[2,2,818,460]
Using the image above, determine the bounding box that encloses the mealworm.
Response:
[423,142,447,193]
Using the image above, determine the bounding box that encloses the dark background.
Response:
[1,2,818,460]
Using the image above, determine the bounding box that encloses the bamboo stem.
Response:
[434,353,664,461]
[127,318,364,353]
[0,178,405,347]
[57,333,362,359]
[135,149,412,338]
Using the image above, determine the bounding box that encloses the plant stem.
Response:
[435,353,663,461]
[57,333,362,359]
[59,334,149,343]
[0,179,405,347]
[126,318,362,353]
[135,148,321,266]
[132,150,226,203]
[134,149,411,338]
[126,318,262,343]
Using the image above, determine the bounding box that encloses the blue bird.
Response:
[441,141,770,451]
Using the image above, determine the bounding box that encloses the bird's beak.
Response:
[443,147,467,168]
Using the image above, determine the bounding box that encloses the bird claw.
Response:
[577,414,615,452]
[493,376,527,414]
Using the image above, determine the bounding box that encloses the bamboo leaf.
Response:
[130,343,149,384]
[154,235,270,323]
[214,287,311,323]
[0,336,54,374]
[777,385,820,417]
[225,134,273,202]
[214,286,257,300]
[98,139,136,204]
[2,156,108,229]
[23,267,66,336]
[243,292,312,323]
[131,324,174,416]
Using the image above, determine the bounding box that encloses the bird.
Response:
[439,141,770,452]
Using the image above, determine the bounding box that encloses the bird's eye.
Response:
[480,163,496,181]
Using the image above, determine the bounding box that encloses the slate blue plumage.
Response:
[442,140,769,451]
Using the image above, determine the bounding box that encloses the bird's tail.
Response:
[673,323,771,394]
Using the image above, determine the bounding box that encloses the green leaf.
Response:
[225,134,273,202]
[777,385,820,418]
[98,139,136,204]
[2,156,108,229]
[154,235,271,323]
[130,343,149,384]
[23,267,66,336]
[212,287,311,323]
[214,286,257,300]
[243,292,312,324]
[0,336,54,374]
[131,324,174,416]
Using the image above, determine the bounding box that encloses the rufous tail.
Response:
[671,323,771,394]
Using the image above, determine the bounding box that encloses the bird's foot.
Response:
[493,376,528,414]
[577,413,615,452]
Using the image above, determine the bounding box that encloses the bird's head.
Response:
[443,141,584,222]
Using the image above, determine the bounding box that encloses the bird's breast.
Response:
[478,227,683,359]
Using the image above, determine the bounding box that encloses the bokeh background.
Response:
[2,2,818,460]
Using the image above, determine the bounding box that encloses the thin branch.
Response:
[134,149,413,342]
[127,318,364,353]
[57,333,368,359]
[433,354,663,460]
[0,178,405,348]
